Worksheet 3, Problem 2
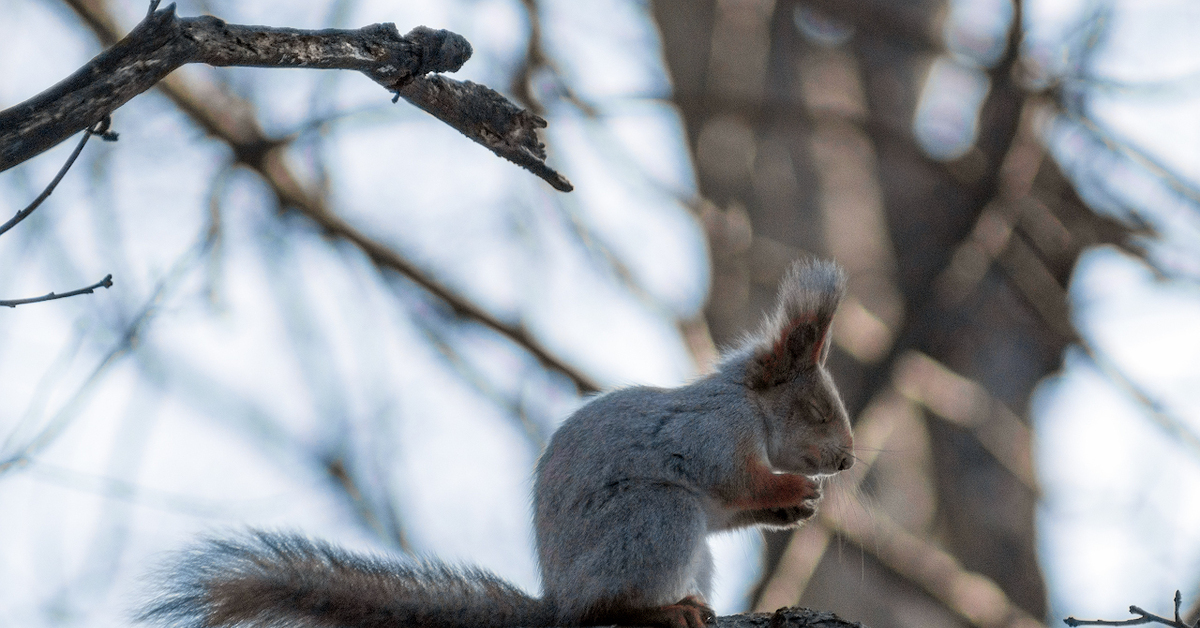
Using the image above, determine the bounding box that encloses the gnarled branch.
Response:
[0,2,571,190]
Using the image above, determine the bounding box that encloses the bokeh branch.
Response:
[57,0,598,393]
[1078,340,1200,460]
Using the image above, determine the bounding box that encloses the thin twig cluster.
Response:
[1065,591,1197,628]
[0,117,117,307]
[1,0,572,309]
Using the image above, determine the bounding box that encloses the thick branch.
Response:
[0,2,572,190]
[0,4,463,171]
[722,608,865,628]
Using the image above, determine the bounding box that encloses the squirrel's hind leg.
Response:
[596,595,716,628]
[542,483,712,626]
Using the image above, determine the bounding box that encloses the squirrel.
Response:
[140,259,854,628]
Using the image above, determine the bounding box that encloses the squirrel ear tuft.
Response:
[744,259,846,389]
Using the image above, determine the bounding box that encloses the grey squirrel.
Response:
[141,259,854,628]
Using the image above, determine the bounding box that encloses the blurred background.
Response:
[2,0,1199,626]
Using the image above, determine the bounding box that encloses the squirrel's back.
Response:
[141,531,555,628]
[535,373,759,490]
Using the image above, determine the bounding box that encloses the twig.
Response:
[0,274,114,308]
[0,230,211,476]
[1078,337,1200,460]
[0,117,117,238]
[1064,591,1195,627]
[1064,111,1200,210]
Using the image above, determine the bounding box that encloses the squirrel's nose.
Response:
[836,455,854,471]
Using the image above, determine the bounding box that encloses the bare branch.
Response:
[0,274,114,308]
[821,493,1046,628]
[0,117,117,238]
[0,231,211,477]
[1062,110,1200,210]
[1078,339,1200,460]
[1064,592,1195,628]
[0,4,457,171]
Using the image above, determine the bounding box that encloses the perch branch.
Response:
[1,2,571,190]
[0,274,114,308]
[722,607,864,628]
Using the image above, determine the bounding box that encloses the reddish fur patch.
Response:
[585,596,714,628]
[729,455,819,510]
[810,327,827,366]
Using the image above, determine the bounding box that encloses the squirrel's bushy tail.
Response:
[140,531,557,628]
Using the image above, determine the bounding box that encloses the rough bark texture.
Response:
[398,75,573,191]
[723,607,866,628]
[0,2,571,191]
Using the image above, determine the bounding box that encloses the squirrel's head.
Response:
[740,259,854,476]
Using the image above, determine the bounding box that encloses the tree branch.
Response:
[0,2,571,190]
[0,274,114,308]
[397,76,573,191]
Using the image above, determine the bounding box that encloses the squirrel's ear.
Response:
[744,260,845,389]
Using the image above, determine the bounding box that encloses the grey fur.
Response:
[141,259,853,628]
[140,531,555,628]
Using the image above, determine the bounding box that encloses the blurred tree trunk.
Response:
[652,1,1141,626]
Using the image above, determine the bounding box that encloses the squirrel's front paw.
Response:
[750,502,817,529]
[643,597,716,628]
[590,597,715,628]
[773,503,817,525]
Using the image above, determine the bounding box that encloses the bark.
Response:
[721,607,867,628]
